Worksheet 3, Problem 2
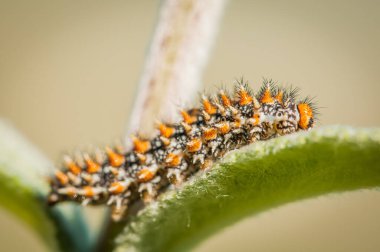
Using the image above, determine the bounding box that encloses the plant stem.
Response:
[0,119,91,252]
[114,126,380,252]
[125,0,226,139]
[98,1,226,251]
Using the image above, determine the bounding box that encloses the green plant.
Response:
[1,122,379,251]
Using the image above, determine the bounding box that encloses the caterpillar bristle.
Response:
[47,79,318,221]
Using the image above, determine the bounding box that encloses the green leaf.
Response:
[114,126,380,252]
[0,119,91,252]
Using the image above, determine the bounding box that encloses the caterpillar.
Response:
[47,79,317,221]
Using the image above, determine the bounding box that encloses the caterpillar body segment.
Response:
[48,79,317,221]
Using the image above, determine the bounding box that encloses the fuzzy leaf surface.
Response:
[115,126,380,252]
[0,120,90,252]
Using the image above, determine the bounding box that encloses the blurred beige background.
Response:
[1,0,380,251]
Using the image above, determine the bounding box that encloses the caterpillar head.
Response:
[297,103,314,130]
[273,106,298,135]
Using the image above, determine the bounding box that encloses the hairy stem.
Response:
[114,126,380,252]
[97,1,226,251]
[125,0,226,139]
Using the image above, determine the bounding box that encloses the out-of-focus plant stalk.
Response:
[96,1,227,250]
[0,119,91,252]
[125,0,226,141]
